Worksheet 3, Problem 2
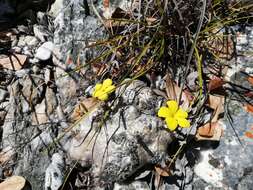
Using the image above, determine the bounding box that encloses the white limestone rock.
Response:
[35,41,54,61]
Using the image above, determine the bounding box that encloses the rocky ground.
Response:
[0,0,253,190]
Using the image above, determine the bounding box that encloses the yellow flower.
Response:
[158,100,190,131]
[92,79,116,101]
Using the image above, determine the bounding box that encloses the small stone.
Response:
[0,88,8,102]
[17,35,38,47]
[45,153,64,190]
[32,64,40,74]
[33,25,47,42]
[15,69,29,78]
[29,58,40,64]
[11,46,22,53]
[22,47,33,57]
[35,41,54,61]
[49,0,64,17]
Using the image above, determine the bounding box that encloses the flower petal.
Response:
[165,117,178,131]
[175,108,188,119]
[167,100,178,114]
[177,118,190,128]
[94,83,103,91]
[98,93,108,101]
[94,90,104,98]
[102,79,113,88]
[158,107,172,118]
[104,85,116,93]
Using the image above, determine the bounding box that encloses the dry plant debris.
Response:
[0,176,29,190]
[0,54,27,70]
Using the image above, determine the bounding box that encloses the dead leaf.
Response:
[208,95,224,122]
[196,122,223,141]
[245,131,253,139]
[248,76,253,85]
[103,0,109,8]
[0,176,28,190]
[165,74,192,110]
[146,17,157,25]
[208,77,225,92]
[244,104,253,114]
[155,165,171,177]
[0,54,27,70]
[244,92,253,98]
[71,97,100,122]
[197,122,218,137]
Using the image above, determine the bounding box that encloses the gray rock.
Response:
[114,181,150,190]
[17,35,38,47]
[35,41,54,61]
[53,0,105,66]
[49,0,64,17]
[0,88,8,102]
[0,110,7,126]
[192,26,253,190]
[1,71,62,189]
[11,46,22,53]
[67,80,173,187]
[45,153,65,190]
[33,24,48,42]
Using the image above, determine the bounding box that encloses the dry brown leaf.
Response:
[244,104,253,114]
[71,97,100,122]
[146,17,157,25]
[0,54,27,70]
[103,0,109,8]
[208,95,224,122]
[208,77,225,92]
[155,165,171,177]
[244,92,253,98]
[165,74,191,110]
[196,122,223,141]
[248,76,253,85]
[0,176,28,190]
[197,122,218,137]
[245,131,253,139]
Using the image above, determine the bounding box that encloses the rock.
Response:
[35,41,54,61]
[32,87,57,125]
[0,88,8,102]
[49,0,64,17]
[53,0,105,66]
[114,181,150,190]
[33,24,49,42]
[67,80,173,187]
[11,46,22,54]
[55,67,78,106]
[45,153,65,190]
[0,110,7,126]
[194,150,223,188]
[17,35,38,47]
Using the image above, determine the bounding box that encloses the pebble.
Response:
[10,46,22,53]
[35,41,54,61]
[33,24,47,42]
[17,35,38,47]
[0,88,8,102]
[15,69,29,78]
